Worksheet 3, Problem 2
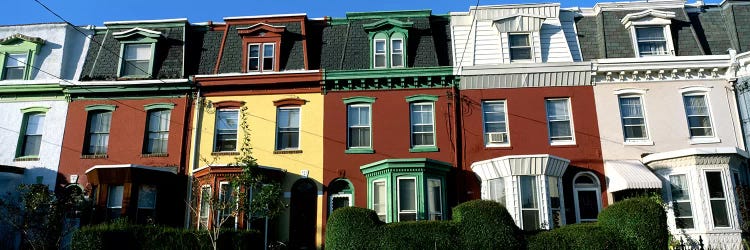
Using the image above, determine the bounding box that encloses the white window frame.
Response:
[198,185,211,229]
[572,172,602,223]
[3,53,29,80]
[218,181,238,229]
[213,109,239,152]
[508,33,533,62]
[703,170,732,229]
[482,100,510,147]
[426,178,443,220]
[487,177,506,205]
[545,98,576,145]
[120,43,154,77]
[410,102,436,148]
[518,175,541,230]
[668,174,695,230]
[633,26,671,57]
[390,38,404,68]
[396,177,418,222]
[347,104,372,149]
[276,106,301,150]
[247,43,275,72]
[371,179,387,221]
[329,193,353,214]
[624,14,675,57]
[680,88,719,144]
[617,94,651,144]
[373,39,387,68]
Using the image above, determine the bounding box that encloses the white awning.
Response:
[604,160,662,192]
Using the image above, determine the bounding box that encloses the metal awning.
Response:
[604,160,662,192]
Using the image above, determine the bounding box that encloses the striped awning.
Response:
[604,160,662,192]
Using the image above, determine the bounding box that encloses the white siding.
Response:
[474,21,502,65]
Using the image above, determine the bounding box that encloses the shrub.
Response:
[528,223,624,250]
[379,221,458,250]
[598,197,668,250]
[325,207,383,250]
[71,223,260,250]
[452,200,524,250]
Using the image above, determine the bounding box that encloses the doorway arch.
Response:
[289,178,317,249]
[573,172,602,223]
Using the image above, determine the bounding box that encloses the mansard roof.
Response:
[320,10,453,70]
[79,19,190,81]
[575,0,750,60]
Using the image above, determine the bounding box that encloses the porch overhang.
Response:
[85,164,177,185]
[471,154,570,180]
[604,160,661,193]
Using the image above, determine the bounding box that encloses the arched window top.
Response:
[143,103,175,111]
[210,100,245,109]
[574,172,600,186]
[613,88,648,96]
[273,97,307,107]
[85,104,117,112]
[20,106,50,114]
[679,86,712,94]
[405,94,438,103]
[329,178,354,195]
[343,96,376,105]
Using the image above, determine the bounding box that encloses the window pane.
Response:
[619,96,648,140]
[509,34,530,47]
[5,53,27,67]
[683,94,714,137]
[375,40,386,53]
[669,175,690,200]
[399,179,416,211]
[138,185,157,209]
[23,135,42,156]
[263,44,274,57]
[510,48,531,61]
[87,111,112,154]
[124,44,151,60]
[520,176,538,209]
[373,181,386,221]
[374,55,386,67]
[710,200,730,227]
[577,190,599,220]
[549,176,561,209]
[636,27,667,56]
[427,179,442,220]
[146,110,170,154]
[277,108,300,150]
[215,110,238,151]
[392,54,403,67]
[706,172,725,198]
[331,196,351,212]
[522,210,540,230]
[546,99,573,141]
[22,113,45,156]
[108,185,124,208]
[488,178,505,205]
[248,44,260,71]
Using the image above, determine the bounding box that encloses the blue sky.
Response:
[6,0,619,26]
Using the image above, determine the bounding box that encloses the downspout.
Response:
[728,49,747,151]
[185,79,204,229]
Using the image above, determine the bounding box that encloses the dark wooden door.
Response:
[289,179,317,249]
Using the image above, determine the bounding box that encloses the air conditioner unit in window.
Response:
[488,132,506,143]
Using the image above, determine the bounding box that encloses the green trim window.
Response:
[276,107,301,150]
[365,19,411,69]
[122,44,152,76]
[144,109,171,154]
[85,110,113,155]
[361,158,450,223]
[0,34,45,80]
[344,96,376,154]
[329,179,355,213]
[17,112,45,157]
[214,109,239,152]
[113,28,161,78]
[406,95,439,152]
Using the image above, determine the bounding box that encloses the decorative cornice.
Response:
[346,10,432,20]
[323,67,456,91]
[273,97,307,106]
[621,9,676,29]
[237,23,286,36]
[0,34,45,45]
[360,158,452,178]
[112,27,163,40]
[211,100,245,109]
[593,56,731,83]
[342,96,376,104]
[85,104,117,112]
[362,19,414,32]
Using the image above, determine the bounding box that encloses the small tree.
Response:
[0,184,86,250]
[189,105,286,250]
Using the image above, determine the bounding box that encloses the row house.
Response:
[578,0,750,248]
[57,19,195,227]
[450,3,603,230]
[320,10,458,227]
[0,23,90,249]
[189,14,324,249]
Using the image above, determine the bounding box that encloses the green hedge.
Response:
[528,223,623,250]
[71,223,261,250]
[325,207,383,250]
[453,200,524,250]
[598,197,668,250]
[379,221,458,250]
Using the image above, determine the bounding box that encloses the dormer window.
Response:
[364,19,412,69]
[238,23,284,73]
[248,43,275,71]
[509,34,531,61]
[113,28,162,78]
[0,34,44,80]
[621,9,676,57]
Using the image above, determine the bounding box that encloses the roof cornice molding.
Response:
[346,9,431,20]
[584,0,685,16]
[593,55,732,83]
[237,23,286,35]
[0,33,45,45]
[362,19,414,32]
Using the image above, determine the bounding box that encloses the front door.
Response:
[575,189,599,222]
[289,179,317,249]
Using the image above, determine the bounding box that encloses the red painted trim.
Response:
[203,87,320,97]
[301,20,308,70]
[273,98,307,106]
[240,37,281,73]
[214,24,229,74]
[211,100,245,109]
[237,23,285,35]
[224,16,306,26]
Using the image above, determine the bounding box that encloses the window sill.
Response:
[550,141,576,147]
[211,151,239,156]
[14,156,40,162]
[409,146,439,153]
[345,148,374,154]
[81,154,108,159]
[274,149,302,154]
[141,153,169,158]
[623,140,654,146]
[485,144,511,149]
[689,137,721,145]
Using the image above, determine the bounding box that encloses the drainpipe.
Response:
[185,80,204,228]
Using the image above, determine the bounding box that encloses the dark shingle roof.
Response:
[688,7,733,55]
[321,13,451,71]
[193,27,222,75]
[80,25,186,81]
[214,21,307,74]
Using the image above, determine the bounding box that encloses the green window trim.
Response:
[114,29,161,79]
[0,34,45,80]
[366,19,411,69]
[85,104,117,112]
[343,96,376,104]
[143,103,176,111]
[20,106,50,114]
[360,158,451,223]
[405,94,439,103]
[409,146,439,153]
[345,148,375,154]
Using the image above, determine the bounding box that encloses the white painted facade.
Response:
[0,23,91,193]
[450,3,581,73]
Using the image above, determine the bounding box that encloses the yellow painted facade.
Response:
[189,92,325,248]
